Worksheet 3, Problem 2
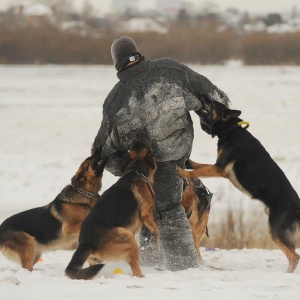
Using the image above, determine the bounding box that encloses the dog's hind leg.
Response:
[194,213,210,265]
[108,228,143,277]
[191,228,203,264]
[3,232,37,271]
[272,238,299,273]
[125,233,143,277]
[87,256,103,266]
[33,250,42,266]
[20,238,39,271]
[269,221,300,273]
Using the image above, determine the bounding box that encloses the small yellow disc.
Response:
[113,268,124,275]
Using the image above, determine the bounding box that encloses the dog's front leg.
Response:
[135,190,160,244]
[142,212,160,244]
[177,165,226,179]
[185,159,212,170]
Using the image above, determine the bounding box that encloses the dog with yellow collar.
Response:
[177,101,300,273]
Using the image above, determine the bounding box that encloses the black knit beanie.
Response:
[111,36,142,72]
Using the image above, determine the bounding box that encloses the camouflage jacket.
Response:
[92,58,229,176]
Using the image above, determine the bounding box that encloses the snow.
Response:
[0,64,300,299]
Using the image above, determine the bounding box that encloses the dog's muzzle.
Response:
[195,108,212,135]
[199,118,212,135]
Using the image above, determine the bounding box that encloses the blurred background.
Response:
[0,0,300,65]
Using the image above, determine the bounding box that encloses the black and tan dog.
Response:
[177,101,300,272]
[181,178,211,264]
[65,141,159,280]
[0,153,105,271]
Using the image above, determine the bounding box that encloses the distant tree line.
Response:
[0,24,299,65]
[240,32,300,65]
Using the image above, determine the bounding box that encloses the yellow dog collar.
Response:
[237,121,250,129]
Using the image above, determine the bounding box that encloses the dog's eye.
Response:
[201,108,208,115]
[196,108,209,116]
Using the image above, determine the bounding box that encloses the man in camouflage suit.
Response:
[92,36,229,271]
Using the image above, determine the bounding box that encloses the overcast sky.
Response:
[0,0,298,15]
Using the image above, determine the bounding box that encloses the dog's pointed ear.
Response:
[222,109,241,120]
[144,155,156,170]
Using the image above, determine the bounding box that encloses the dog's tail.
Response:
[65,244,104,280]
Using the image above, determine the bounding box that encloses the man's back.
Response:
[101,58,201,165]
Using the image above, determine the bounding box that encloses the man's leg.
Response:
[139,225,163,268]
[139,161,199,271]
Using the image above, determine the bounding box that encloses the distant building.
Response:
[111,0,138,15]
[157,0,183,17]
[243,21,266,32]
[266,21,300,33]
[22,3,55,26]
[111,0,183,17]
[119,17,168,33]
[60,20,90,35]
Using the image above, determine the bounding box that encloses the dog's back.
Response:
[79,173,140,242]
[0,205,61,242]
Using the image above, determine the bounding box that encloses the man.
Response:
[92,36,229,271]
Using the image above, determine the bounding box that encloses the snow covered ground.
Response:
[0,64,300,299]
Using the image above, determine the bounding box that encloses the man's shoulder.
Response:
[149,58,186,71]
[102,82,122,112]
[104,82,119,100]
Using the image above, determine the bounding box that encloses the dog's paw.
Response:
[187,159,201,169]
[177,166,191,178]
[176,166,184,177]
[184,159,194,170]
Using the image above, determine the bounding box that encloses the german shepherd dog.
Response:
[177,101,300,272]
[65,142,159,280]
[181,178,211,264]
[0,152,105,271]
